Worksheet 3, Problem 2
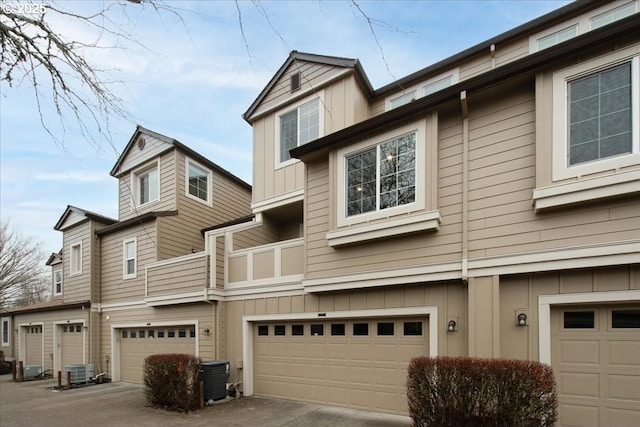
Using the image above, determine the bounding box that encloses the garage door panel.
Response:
[607,340,640,365]
[559,340,600,365]
[559,372,600,397]
[561,404,599,427]
[608,375,640,400]
[607,407,640,426]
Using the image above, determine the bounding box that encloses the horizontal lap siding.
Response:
[467,79,640,259]
[63,223,92,303]
[146,256,208,297]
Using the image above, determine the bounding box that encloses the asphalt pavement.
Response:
[0,375,411,427]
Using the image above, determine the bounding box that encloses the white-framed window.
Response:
[70,242,82,276]
[54,269,62,295]
[1,317,9,346]
[336,119,429,228]
[423,75,453,96]
[552,49,639,181]
[276,94,323,166]
[185,157,212,205]
[123,238,137,279]
[388,91,416,109]
[530,0,638,52]
[132,161,159,207]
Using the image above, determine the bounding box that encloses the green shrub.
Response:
[143,353,202,412]
[407,356,557,427]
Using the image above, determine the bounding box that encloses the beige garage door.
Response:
[25,325,43,365]
[551,305,640,427]
[119,326,196,383]
[253,317,428,415]
[61,324,83,366]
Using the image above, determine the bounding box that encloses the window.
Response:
[310,324,324,336]
[274,325,286,336]
[186,158,211,204]
[612,309,640,328]
[121,330,128,339]
[75,325,82,332]
[54,269,62,295]
[278,96,321,164]
[564,311,595,329]
[377,322,394,336]
[132,162,159,206]
[157,330,165,338]
[346,132,416,217]
[389,91,416,109]
[167,329,175,338]
[591,1,636,29]
[291,324,304,336]
[123,238,136,279]
[139,330,145,338]
[331,324,345,336]
[148,330,155,338]
[423,76,453,96]
[1,318,9,346]
[130,331,136,338]
[258,325,268,336]
[404,321,423,336]
[189,328,196,338]
[353,323,369,336]
[551,51,640,181]
[70,242,82,276]
[536,25,577,51]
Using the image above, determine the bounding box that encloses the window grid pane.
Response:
[280,110,297,162]
[188,163,209,201]
[568,62,632,166]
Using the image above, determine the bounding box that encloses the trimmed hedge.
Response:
[143,353,202,412]
[407,356,557,427]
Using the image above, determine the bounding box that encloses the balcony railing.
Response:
[226,238,304,288]
[145,252,209,299]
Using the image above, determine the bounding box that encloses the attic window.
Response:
[291,72,301,93]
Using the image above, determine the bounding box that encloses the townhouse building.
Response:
[2,1,639,426]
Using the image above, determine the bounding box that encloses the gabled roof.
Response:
[242,51,374,123]
[6,299,91,314]
[95,210,179,237]
[110,126,251,191]
[291,10,640,160]
[45,250,62,266]
[54,205,117,231]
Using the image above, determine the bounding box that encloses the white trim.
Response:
[1,317,10,346]
[336,119,429,228]
[251,190,304,213]
[468,240,640,277]
[53,319,86,373]
[53,269,63,295]
[532,168,640,211]
[327,210,441,247]
[274,91,324,168]
[241,306,438,397]
[185,156,213,206]
[130,159,160,209]
[18,322,44,368]
[69,241,82,277]
[123,237,137,280]
[100,300,148,311]
[538,290,640,364]
[110,319,199,382]
[552,48,640,181]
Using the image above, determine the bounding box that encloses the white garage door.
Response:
[61,324,83,366]
[551,305,640,427]
[253,317,428,415]
[25,325,43,366]
[119,326,196,383]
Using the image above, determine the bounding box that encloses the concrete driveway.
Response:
[0,375,411,427]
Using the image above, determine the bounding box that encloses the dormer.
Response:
[243,51,373,214]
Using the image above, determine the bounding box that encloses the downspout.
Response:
[460,91,469,283]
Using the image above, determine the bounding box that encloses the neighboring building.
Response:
[2,2,638,426]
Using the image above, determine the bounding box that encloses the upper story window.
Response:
[186,158,212,205]
[1,318,9,346]
[277,95,322,165]
[385,69,457,111]
[133,162,159,206]
[552,50,639,180]
[54,269,62,295]
[590,1,636,29]
[123,238,137,279]
[423,76,453,96]
[388,91,416,109]
[536,25,577,51]
[70,241,82,276]
[346,132,416,217]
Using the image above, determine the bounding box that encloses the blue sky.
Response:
[0,0,570,261]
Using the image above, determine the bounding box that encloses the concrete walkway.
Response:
[0,375,411,427]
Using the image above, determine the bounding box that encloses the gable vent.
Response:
[290,72,301,93]
[137,138,146,151]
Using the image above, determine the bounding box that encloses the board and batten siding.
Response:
[62,222,92,303]
[118,150,177,222]
[466,78,640,259]
[100,224,157,304]
[252,69,368,206]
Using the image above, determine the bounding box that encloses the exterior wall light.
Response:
[447,320,457,332]
[203,328,211,336]
[517,313,528,326]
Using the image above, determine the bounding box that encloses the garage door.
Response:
[119,326,196,383]
[61,324,83,365]
[25,325,43,365]
[551,305,640,427]
[253,317,428,415]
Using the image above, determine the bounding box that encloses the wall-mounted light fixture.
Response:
[203,328,210,336]
[517,312,528,326]
[447,320,457,332]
